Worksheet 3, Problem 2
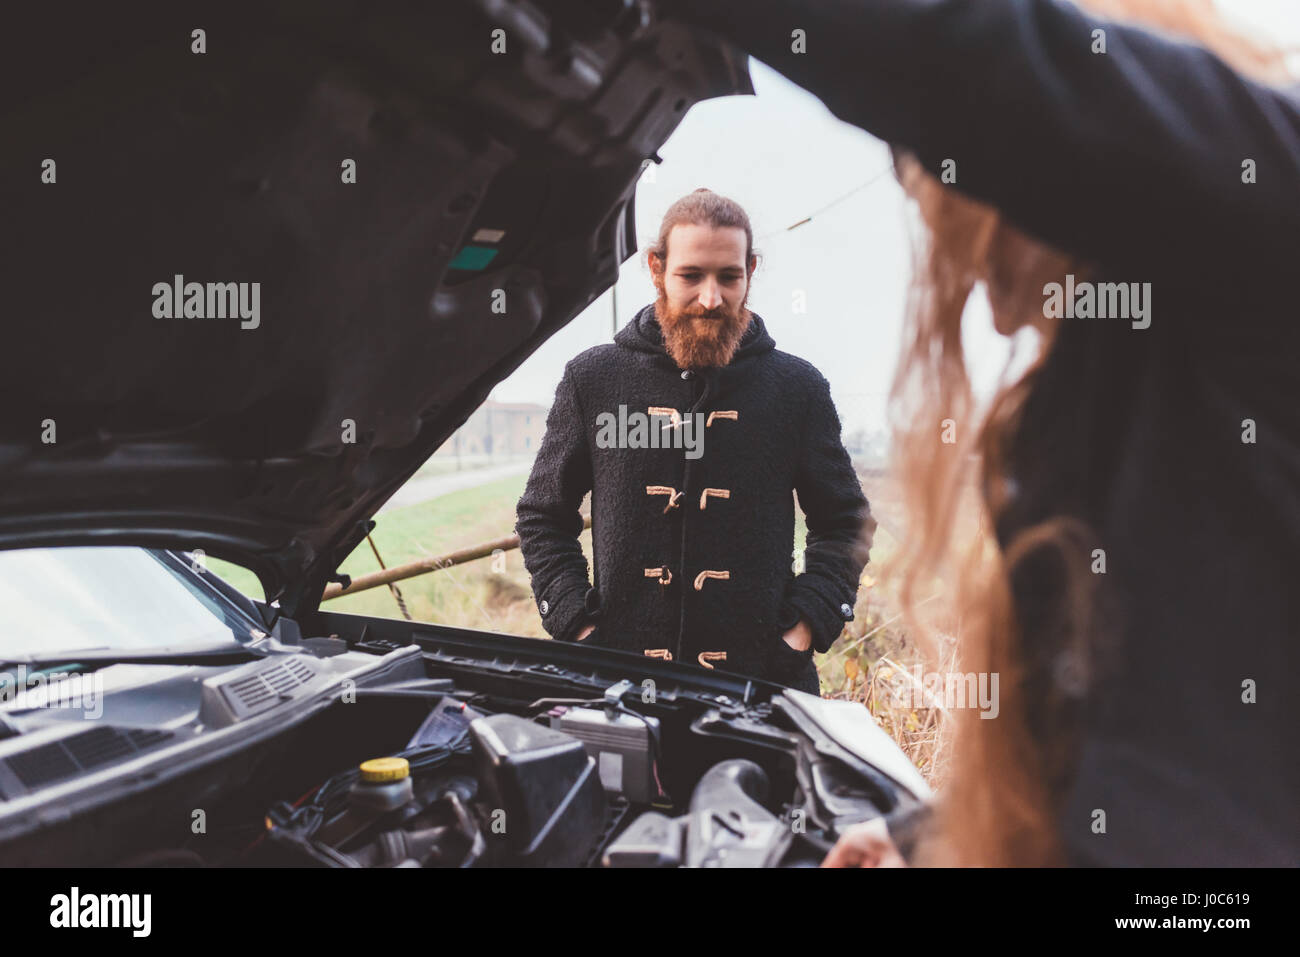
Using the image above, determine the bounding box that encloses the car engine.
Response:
[252,691,820,868]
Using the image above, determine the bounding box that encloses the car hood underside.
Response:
[0,0,751,613]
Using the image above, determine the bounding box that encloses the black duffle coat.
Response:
[516,306,874,693]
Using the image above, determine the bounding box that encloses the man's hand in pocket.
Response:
[781,619,812,652]
[576,623,596,642]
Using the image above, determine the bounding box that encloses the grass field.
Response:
[210,473,556,633]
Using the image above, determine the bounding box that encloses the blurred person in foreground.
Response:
[650,0,1299,866]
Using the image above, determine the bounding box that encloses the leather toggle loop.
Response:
[699,487,730,510]
[706,410,738,427]
[644,566,673,586]
[693,569,730,590]
[697,651,727,669]
[648,406,683,430]
[646,485,684,513]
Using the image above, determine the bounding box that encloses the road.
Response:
[377,459,532,513]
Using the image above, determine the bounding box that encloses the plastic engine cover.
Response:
[470,713,607,866]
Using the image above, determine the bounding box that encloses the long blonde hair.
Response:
[891,0,1293,866]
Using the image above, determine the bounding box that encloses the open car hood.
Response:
[0,1,751,614]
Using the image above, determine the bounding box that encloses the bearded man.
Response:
[515,188,873,693]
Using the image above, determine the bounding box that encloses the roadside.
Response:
[379,458,533,512]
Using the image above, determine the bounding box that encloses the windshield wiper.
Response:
[0,646,270,673]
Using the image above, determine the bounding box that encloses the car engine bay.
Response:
[0,624,925,868]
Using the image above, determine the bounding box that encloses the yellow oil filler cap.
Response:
[359,757,410,783]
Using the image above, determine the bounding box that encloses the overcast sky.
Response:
[491,0,1300,435]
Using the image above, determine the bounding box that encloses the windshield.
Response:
[0,547,260,659]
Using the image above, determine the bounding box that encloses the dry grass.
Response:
[822,606,959,789]
[816,469,986,790]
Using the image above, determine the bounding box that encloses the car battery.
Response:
[550,707,658,804]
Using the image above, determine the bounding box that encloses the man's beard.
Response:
[654,288,752,370]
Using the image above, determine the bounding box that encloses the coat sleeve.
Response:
[515,361,600,642]
[666,0,1300,288]
[783,372,874,654]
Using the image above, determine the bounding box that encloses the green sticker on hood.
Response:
[447,245,499,271]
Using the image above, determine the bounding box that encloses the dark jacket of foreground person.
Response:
[517,307,873,694]
[669,0,1300,865]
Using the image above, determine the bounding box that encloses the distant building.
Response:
[433,399,548,463]
[843,426,891,469]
